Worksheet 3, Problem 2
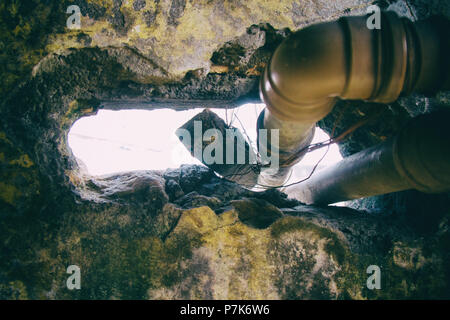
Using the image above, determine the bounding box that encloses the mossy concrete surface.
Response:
[1,165,449,299]
[1,0,450,299]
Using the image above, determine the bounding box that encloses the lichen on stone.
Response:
[1,0,450,300]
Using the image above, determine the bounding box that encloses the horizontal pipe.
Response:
[284,111,450,205]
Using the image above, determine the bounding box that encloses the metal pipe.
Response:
[284,111,450,205]
[256,109,315,186]
[257,11,450,186]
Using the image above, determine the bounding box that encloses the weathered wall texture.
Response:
[1,0,450,299]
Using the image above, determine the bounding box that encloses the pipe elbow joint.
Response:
[260,21,344,123]
[260,11,450,123]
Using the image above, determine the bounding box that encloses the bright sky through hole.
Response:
[68,104,343,182]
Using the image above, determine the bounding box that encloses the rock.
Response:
[147,206,349,299]
[252,188,301,208]
[165,179,184,201]
[95,171,169,214]
[1,0,450,300]
[174,191,222,210]
[133,0,146,12]
[231,198,283,229]
[392,242,427,270]
[179,164,214,193]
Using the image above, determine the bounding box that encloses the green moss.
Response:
[0,132,40,215]
[9,154,34,168]
[0,131,41,212]
[52,218,205,299]
[0,281,28,300]
[0,0,70,98]
[0,182,22,206]
[271,216,317,238]
[271,216,347,264]
[270,216,388,299]
[372,242,450,299]
[62,99,100,130]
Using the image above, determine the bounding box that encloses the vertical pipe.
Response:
[257,109,315,186]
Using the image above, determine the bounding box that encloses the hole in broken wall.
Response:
[68,104,343,184]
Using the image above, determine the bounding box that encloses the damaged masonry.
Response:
[176,109,280,187]
[1,0,450,300]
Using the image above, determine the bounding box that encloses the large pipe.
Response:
[284,111,450,204]
[257,11,450,186]
[256,108,315,186]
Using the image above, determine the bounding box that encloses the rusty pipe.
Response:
[284,111,450,205]
[257,11,450,186]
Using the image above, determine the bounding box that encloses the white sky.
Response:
[68,104,343,181]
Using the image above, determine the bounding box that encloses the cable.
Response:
[210,105,384,191]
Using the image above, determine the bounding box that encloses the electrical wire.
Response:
[221,105,383,190]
